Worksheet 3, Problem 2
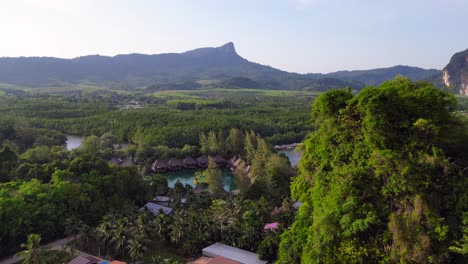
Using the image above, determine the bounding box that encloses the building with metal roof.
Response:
[202,242,267,264]
[140,202,173,215]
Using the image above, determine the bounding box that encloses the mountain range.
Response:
[0,42,458,92]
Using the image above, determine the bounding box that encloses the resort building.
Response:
[213,154,226,166]
[197,155,208,168]
[152,160,169,173]
[140,202,173,215]
[167,158,183,171]
[183,156,198,169]
[192,242,267,264]
[67,256,101,264]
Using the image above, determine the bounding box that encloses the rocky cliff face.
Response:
[442,49,468,95]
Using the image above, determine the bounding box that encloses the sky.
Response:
[0,0,467,73]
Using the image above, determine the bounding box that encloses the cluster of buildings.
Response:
[150,154,253,175]
[151,154,227,173]
[108,153,255,179]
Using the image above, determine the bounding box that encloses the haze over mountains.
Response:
[0,42,459,92]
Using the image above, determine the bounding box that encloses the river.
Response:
[278,149,302,166]
[65,135,83,150]
[65,135,128,151]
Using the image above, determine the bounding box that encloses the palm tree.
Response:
[15,234,51,264]
[237,211,261,251]
[169,211,185,245]
[64,216,84,248]
[126,235,149,262]
[210,200,236,240]
[110,217,129,258]
[151,213,169,240]
[96,217,113,257]
[135,212,152,238]
[78,224,93,251]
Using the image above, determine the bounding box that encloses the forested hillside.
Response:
[321,65,441,86]
[279,77,468,263]
[0,88,300,262]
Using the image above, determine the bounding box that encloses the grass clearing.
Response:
[153,88,321,99]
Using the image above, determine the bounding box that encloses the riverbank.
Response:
[274,143,300,150]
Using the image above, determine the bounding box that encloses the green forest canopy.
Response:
[278,77,468,263]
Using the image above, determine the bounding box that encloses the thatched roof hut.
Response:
[228,157,244,171]
[214,154,226,166]
[233,158,243,168]
[152,160,169,172]
[227,156,238,166]
[183,156,197,168]
[167,158,183,171]
[197,155,209,168]
[121,158,136,167]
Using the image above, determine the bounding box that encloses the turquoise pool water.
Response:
[159,169,235,191]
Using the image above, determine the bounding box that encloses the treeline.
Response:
[165,99,234,110]
[0,118,66,155]
[44,106,308,147]
[0,93,311,149]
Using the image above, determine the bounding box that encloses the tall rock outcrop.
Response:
[442,49,468,95]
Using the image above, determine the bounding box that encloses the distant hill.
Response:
[0,42,443,91]
[442,48,468,95]
[319,65,441,86]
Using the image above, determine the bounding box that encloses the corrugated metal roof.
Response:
[202,243,267,264]
[141,202,173,215]
[67,256,91,264]
[293,201,303,209]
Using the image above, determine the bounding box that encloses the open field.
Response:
[153,88,321,99]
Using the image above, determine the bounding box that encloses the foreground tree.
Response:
[204,157,224,195]
[279,78,468,263]
[16,234,51,264]
[126,235,149,262]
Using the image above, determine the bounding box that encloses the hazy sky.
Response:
[0,0,467,73]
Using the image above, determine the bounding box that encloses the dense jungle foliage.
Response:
[0,88,298,262]
[0,88,314,148]
[278,77,468,263]
[1,81,467,263]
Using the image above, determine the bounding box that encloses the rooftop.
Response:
[293,201,303,209]
[202,242,267,264]
[191,256,241,264]
[67,256,102,264]
[141,202,173,215]
[264,222,280,230]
